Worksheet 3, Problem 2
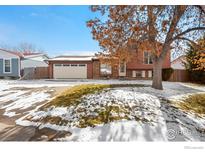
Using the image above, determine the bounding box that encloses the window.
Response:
[63,64,70,67]
[55,64,62,66]
[79,64,86,67]
[144,51,153,64]
[100,64,112,75]
[136,71,142,77]
[4,59,11,73]
[71,64,78,67]
[132,70,143,78]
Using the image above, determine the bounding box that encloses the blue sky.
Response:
[0,6,101,56]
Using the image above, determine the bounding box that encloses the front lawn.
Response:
[42,83,148,108]
[24,83,159,128]
[177,93,205,114]
[14,82,205,141]
[42,84,110,108]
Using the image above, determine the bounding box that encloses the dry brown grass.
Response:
[178,93,205,114]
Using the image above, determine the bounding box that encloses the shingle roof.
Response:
[0,48,24,58]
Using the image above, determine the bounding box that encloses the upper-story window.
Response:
[4,59,11,73]
[144,51,153,64]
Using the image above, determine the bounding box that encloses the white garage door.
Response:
[53,64,87,79]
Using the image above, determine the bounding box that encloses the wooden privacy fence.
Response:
[21,67,49,80]
[168,69,189,82]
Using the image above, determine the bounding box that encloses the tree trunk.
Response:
[152,58,163,90]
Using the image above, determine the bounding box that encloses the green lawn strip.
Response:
[176,93,205,115]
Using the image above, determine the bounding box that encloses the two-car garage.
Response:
[53,63,87,79]
[48,56,95,79]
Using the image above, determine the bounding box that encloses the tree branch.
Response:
[172,27,205,41]
[177,37,198,45]
[159,6,186,60]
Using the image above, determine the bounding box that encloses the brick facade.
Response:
[124,46,171,79]
[92,60,100,79]
[48,48,171,79]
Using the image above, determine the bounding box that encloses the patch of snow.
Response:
[1,91,51,117]
[57,120,167,141]
[3,111,17,117]
[160,102,205,141]
[180,83,205,92]
[0,91,27,103]
[23,89,162,128]
[1,79,205,141]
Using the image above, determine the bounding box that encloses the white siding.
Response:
[0,50,19,59]
[26,55,47,61]
[21,59,48,69]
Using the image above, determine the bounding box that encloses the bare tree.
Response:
[0,42,44,53]
[14,42,44,53]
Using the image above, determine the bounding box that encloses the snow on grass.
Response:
[15,87,169,141]
[15,84,205,141]
[180,83,205,92]
[0,79,76,91]
[0,91,27,103]
[0,80,13,92]
[3,111,18,117]
[1,79,205,141]
[20,88,162,127]
[1,91,51,117]
[160,102,205,141]
[56,120,167,141]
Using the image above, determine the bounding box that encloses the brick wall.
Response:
[92,60,100,79]
[126,50,171,70]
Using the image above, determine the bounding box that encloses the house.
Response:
[47,48,171,79]
[21,52,48,69]
[20,52,49,79]
[0,49,22,79]
[0,49,49,79]
[47,55,97,79]
[171,55,186,70]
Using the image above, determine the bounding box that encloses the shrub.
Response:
[189,71,205,84]
[162,68,174,81]
[184,37,205,84]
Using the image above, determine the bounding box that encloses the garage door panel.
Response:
[53,64,87,79]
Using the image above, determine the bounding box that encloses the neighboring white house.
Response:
[171,55,186,70]
[21,53,49,69]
